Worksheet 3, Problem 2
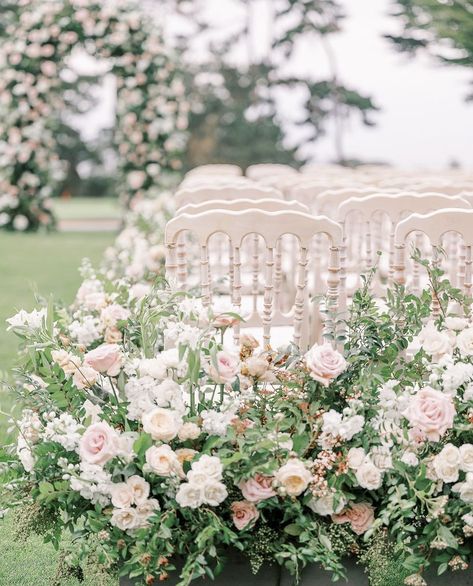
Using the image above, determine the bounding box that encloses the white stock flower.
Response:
[400,451,419,467]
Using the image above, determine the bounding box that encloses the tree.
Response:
[387,0,473,97]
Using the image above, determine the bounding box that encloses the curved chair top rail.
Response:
[315,187,400,209]
[184,164,243,178]
[165,208,343,249]
[290,180,369,201]
[408,182,473,196]
[179,176,253,188]
[246,163,298,180]
[395,208,473,247]
[175,184,283,209]
[337,193,470,222]
[176,198,309,215]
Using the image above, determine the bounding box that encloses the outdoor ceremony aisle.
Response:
[3,164,473,586]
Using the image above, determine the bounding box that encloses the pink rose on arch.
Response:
[239,474,276,503]
[404,386,455,442]
[79,421,121,465]
[332,502,375,535]
[84,343,123,377]
[231,501,259,530]
[206,350,239,384]
[304,343,346,387]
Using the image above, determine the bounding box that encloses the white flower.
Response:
[110,507,140,531]
[145,445,182,477]
[274,458,312,497]
[127,475,150,504]
[417,320,453,361]
[111,483,135,509]
[346,447,367,469]
[369,446,393,471]
[400,451,419,467]
[308,494,346,516]
[202,481,228,506]
[76,279,106,310]
[142,407,182,442]
[355,461,383,490]
[191,455,223,480]
[460,444,473,473]
[201,408,236,437]
[139,357,167,380]
[442,362,473,396]
[433,444,461,483]
[453,473,473,503]
[175,483,204,508]
[44,413,83,451]
[178,422,201,441]
[6,308,46,331]
[445,316,468,331]
[457,327,473,357]
[322,410,364,441]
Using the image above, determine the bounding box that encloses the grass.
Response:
[52,197,123,221]
[0,231,117,585]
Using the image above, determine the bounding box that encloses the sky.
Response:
[78,0,473,172]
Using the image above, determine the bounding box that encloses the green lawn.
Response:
[53,197,123,221]
[0,231,117,585]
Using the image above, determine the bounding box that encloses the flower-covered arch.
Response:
[0,0,188,231]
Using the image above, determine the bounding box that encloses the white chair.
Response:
[175,184,283,210]
[165,209,343,348]
[246,164,298,181]
[176,198,308,215]
[184,164,242,178]
[395,208,473,316]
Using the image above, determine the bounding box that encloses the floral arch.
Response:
[0,0,188,231]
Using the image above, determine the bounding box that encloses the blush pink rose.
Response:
[231,501,259,530]
[404,386,455,442]
[101,304,130,327]
[79,421,121,465]
[332,502,375,535]
[84,343,122,377]
[206,351,239,384]
[304,343,346,387]
[239,474,276,502]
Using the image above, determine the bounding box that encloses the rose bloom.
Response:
[239,474,276,502]
[355,461,383,490]
[101,304,130,327]
[127,475,150,504]
[456,327,473,357]
[178,422,201,441]
[304,343,346,387]
[244,355,271,379]
[175,483,204,509]
[175,448,198,465]
[73,365,99,390]
[111,482,134,509]
[51,349,79,375]
[333,502,375,535]
[79,421,121,465]
[417,321,453,361]
[145,444,183,477]
[202,481,228,506]
[142,407,181,442]
[274,459,312,497]
[110,507,139,531]
[460,444,473,473]
[308,494,346,516]
[206,351,239,384]
[191,455,223,480]
[346,447,367,470]
[231,501,259,530]
[433,443,461,483]
[404,386,455,442]
[84,344,122,377]
[240,333,259,350]
[212,314,239,328]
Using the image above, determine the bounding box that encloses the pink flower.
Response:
[84,344,122,377]
[404,386,455,442]
[231,501,259,530]
[206,351,239,384]
[239,474,276,502]
[212,314,239,328]
[79,422,121,465]
[101,304,130,327]
[304,343,346,387]
[332,502,375,535]
[73,365,99,389]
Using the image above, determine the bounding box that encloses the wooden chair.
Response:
[165,209,343,348]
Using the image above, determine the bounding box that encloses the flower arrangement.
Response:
[0,0,188,231]
[3,260,473,586]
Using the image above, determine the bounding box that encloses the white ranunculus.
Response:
[457,327,473,357]
[355,461,383,490]
[127,475,150,504]
[191,455,223,480]
[175,483,204,508]
[111,482,134,509]
[460,444,473,473]
[346,447,367,470]
[142,407,181,442]
[433,443,461,483]
[308,494,346,516]
[274,458,312,497]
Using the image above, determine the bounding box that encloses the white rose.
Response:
[191,455,223,480]
[127,475,150,504]
[274,458,312,497]
[139,357,167,380]
[445,317,468,331]
[347,447,367,470]
[355,461,383,490]
[453,474,473,503]
[110,507,139,531]
[202,480,228,506]
[186,470,209,486]
[145,445,182,477]
[308,494,346,516]
[178,422,201,441]
[135,498,160,525]
[176,483,204,508]
[417,321,453,360]
[457,327,473,357]
[111,483,134,509]
[142,407,181,442]
[400,451,419,467]
[433,443,461,483]
[460,444,473,473]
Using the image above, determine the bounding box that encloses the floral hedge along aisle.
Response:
[3,248,473,586]
[0,0,187,231]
